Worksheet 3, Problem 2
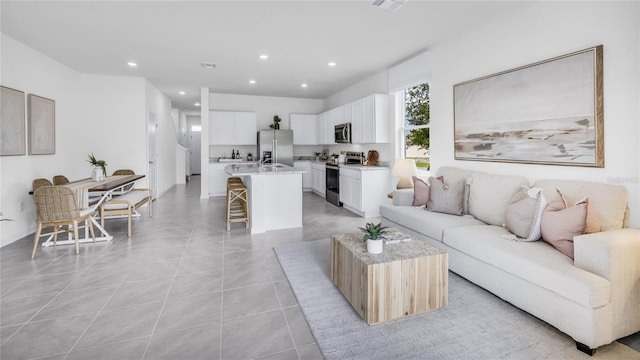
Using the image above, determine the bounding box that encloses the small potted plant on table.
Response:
[87,153,107,182]
[360,222,388,254]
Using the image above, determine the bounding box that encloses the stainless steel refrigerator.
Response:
[257,129,294,166]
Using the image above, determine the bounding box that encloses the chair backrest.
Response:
[32,178,53,192]
[52,175,70,185]
[113,169,135,176]
[33,186,80,222]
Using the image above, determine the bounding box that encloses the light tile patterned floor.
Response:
[0,175,377,360]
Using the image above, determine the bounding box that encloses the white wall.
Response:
[0,34,172,246]
[146,80,176,198]
[429,2,640,227]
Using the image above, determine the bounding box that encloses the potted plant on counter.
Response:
[360,222,388,254]
[87,153,107,182]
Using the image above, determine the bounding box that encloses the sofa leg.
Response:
[576,342,596,356]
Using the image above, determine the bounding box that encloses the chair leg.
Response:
[87,218,96,243]
[31,223,43,259]
[127,206,132,237]
[73,220,80,255]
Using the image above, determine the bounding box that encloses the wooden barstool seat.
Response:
[226,178,249,231]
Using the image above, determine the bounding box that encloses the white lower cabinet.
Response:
[311,162,326,196]
[208,163,232,197]
[294,161,312,191]
[339,166,390,217]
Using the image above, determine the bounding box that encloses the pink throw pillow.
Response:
[412,176,430,206]
[540,189,600,259]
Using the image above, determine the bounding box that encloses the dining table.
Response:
[39,174,145,247]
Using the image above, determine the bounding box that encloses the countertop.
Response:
[224,163,307,176]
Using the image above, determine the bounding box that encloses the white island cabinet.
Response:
[339,165,391,217]
[225,164,306,234]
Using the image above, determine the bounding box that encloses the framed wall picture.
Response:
[454,45,604,167]
[1,86,26,156]
[28,94,56,155]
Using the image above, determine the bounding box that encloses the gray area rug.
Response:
[274,239,640,360]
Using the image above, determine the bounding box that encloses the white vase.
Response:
[366,239,383,254]
[92,166,104,182]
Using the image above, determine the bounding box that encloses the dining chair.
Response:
[32,186,96,259]
[52,175,70,185]
[112,169,135,192]
[32,178,53,192]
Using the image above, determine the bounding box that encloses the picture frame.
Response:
[0,86,26,156]
[28,94,56,155]
[454,45,604,167]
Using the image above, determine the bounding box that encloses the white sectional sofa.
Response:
[380,166,640,355]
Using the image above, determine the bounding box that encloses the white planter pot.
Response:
[92,167,105,182]
[366,239,383,254]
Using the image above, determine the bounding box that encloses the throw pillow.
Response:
[540,189,600,259]
[412,176,430,206]
[426,177,465,215]
[505,186,547,241]
[412,176,443,207]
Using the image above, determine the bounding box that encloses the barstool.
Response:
[226,177,249,231]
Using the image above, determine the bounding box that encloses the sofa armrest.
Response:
[392,189,414,206]
[574,228,640,338]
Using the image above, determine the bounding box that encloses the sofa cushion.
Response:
[436,167,472,214]
[505,186,546,241]
[467,171,529,226]
[533,179,627,230]
[379,204,484,242]
[442,224,611,308]
[427,177,465,215]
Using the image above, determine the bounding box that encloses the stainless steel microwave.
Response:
[334,122,351,143]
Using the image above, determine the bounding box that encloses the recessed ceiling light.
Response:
[194,102,201,107]
[301,83,308,88]
[259,54,269,60]
[200,62,217,70]
[179,91,186,95]
[127,62,137,67]
[249,79,256,84]
[328,61,337,67]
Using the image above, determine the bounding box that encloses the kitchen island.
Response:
[224,163,305,234]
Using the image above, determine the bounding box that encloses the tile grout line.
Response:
[140,226,195,360]
[269,262,299,359]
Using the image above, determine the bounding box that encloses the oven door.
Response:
[325,165,342,206]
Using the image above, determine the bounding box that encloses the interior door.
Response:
[147,111,158,199]
[188,116,201,175]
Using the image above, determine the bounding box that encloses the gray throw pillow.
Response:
[426,177,464,215]
[505,186,546,241]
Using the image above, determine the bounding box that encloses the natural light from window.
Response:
[400,83,430,173]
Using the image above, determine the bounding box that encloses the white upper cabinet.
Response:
[352,94,389,144]
[209,111,257,145]
[290,114,318,145]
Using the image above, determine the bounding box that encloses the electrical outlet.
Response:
[19,201,25,212]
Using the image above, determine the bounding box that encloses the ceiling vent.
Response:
[370,0,407,11]
[200,62,217,70]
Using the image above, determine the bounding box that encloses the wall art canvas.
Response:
[1,86,26,156]
[28,94,56,155]
[454,45,603,167]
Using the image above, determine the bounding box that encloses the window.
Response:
[400,83,430,171]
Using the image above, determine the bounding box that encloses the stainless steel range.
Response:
[325,152,365,206]
[325,163,341,206]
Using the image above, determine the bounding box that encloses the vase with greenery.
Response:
[359,222,387,254]
[87,153,107,182]
[269,115,282,129]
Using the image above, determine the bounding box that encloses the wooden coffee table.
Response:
[330,232,448,325]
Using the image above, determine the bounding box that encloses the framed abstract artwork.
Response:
[454,45,604,167]
[28,94,56,155]
[1,86,26,156]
